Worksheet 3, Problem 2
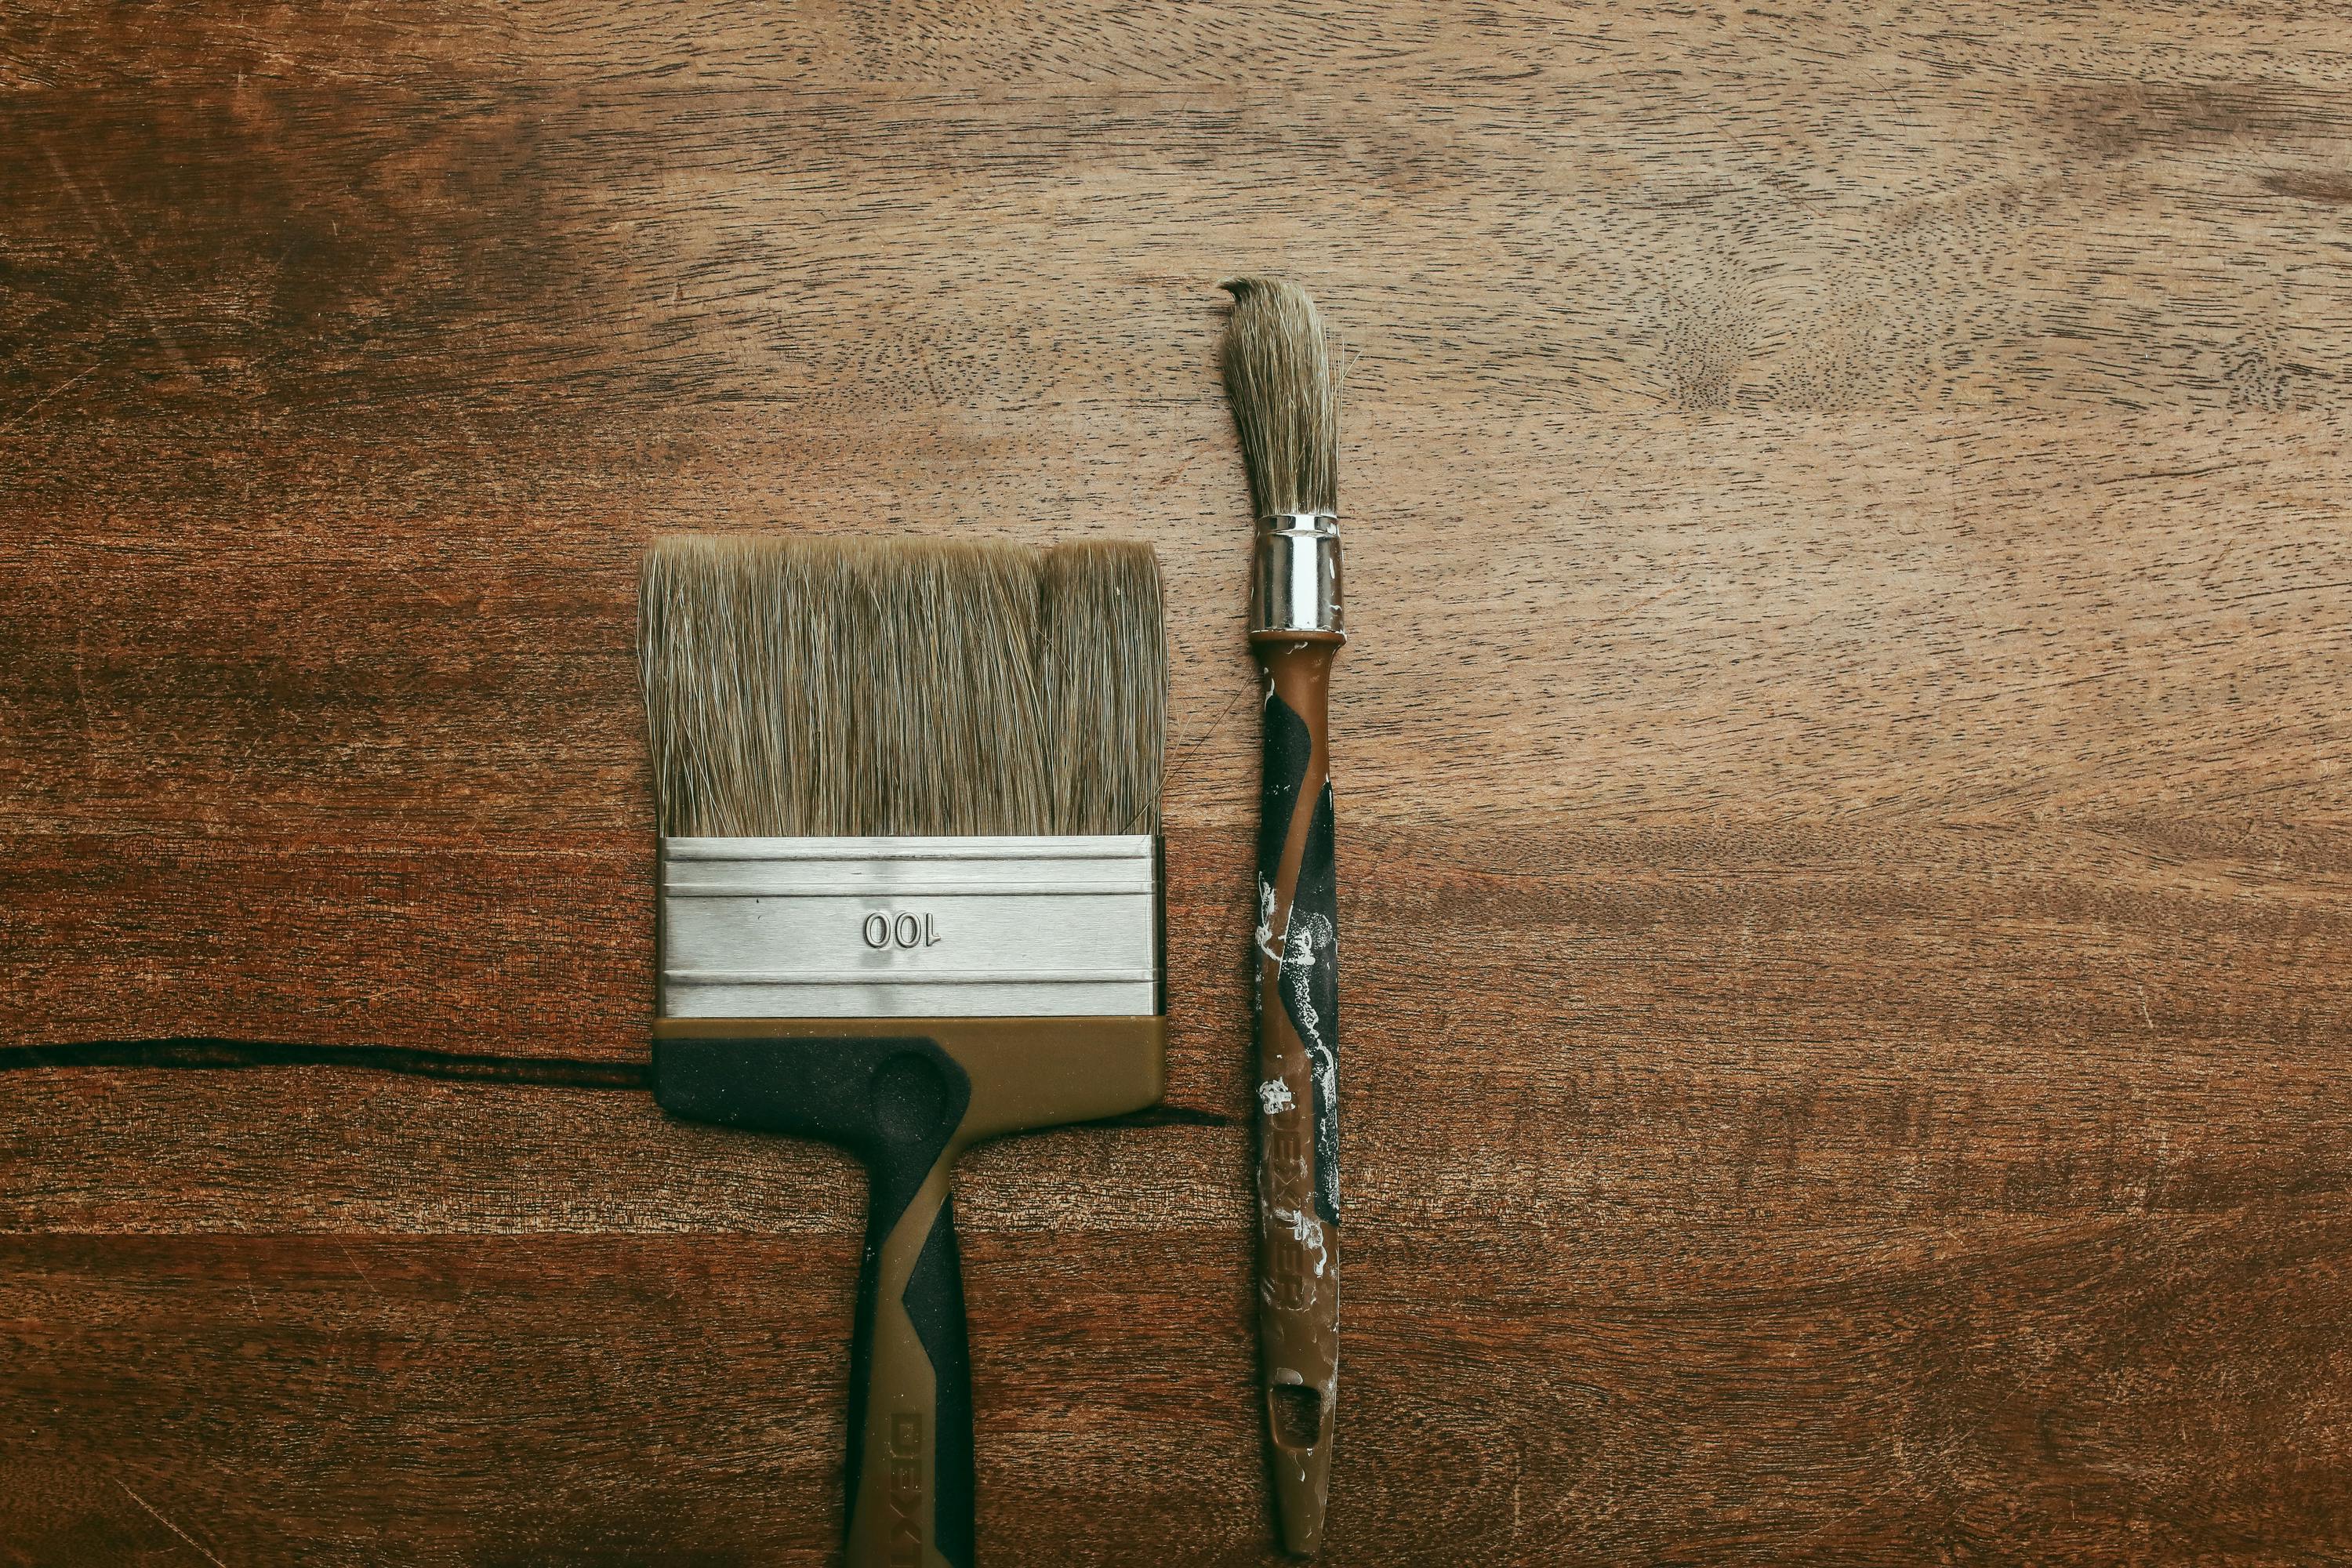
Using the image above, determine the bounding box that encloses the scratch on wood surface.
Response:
[36,142,197,383]
[1163,676,1255,786]
[0,365,94,434]
[336,1238,381,1299]
[115,1479,227,1568]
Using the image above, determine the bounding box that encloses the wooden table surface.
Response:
[6,4,2352,1563]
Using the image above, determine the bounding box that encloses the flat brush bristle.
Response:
[641,535,1164,838]
[1043,541,1166,835]
[1218,278,1339,520]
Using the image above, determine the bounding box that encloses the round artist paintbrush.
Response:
[1220,277,1344,1557]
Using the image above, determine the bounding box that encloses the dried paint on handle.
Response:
[1251,632,1341,1556]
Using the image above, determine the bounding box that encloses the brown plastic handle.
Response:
[652,1018,1167,1568]
[1250,632,1343,1555]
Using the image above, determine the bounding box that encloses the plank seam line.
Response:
[0,1038,1233,1127]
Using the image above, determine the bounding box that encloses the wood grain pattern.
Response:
[5,1,2352,1562]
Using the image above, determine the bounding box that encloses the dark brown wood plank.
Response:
[3,1131,2347,1564]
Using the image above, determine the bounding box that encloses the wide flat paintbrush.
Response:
[1220,278,1345,1557]
[639,535,1167,1568]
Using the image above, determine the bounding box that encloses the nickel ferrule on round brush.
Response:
[1221,278,1345,1557]
[1252,511,1343,640]
[640,537,1167,1568]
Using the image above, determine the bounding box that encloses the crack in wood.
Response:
[0,1038,1235,1127]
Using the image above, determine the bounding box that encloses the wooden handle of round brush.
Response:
[1250,632,1342,1557]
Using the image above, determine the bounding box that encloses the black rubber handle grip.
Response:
[652,1035,976,1568]
[845,1135,975,1568]
[651,1018,1166,1564]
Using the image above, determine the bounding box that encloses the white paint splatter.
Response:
[1258,1078,1295,1115]
[1283,911,1334,1051]
[1254,877,1282,964]
[1274,1207,1327,1276]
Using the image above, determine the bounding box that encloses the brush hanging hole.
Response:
[1268,1381,1323,1450]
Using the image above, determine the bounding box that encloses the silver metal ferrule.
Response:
[1250,512,1344,636]
[657,835,1160,1019]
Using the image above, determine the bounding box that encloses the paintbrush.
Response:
[1221,278,1345,1557]
[638,535,1167,1568]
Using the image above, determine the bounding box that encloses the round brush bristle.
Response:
[1218,278,1340,521]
